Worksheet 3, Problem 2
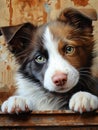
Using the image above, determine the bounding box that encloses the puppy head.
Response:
[1,8,97,93]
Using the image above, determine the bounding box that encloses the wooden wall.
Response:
[0,0,98,102]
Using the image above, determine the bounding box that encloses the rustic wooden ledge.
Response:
[0,110,98,129]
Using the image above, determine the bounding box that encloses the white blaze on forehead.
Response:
[43,27,58,52]
[43,27,79,93]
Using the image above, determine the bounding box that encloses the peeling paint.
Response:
[71,0,89,6]
[44,3,51,13]
[0,45,3,51]
[6,0,13,25]
[6,65,11,70]
[9,0,13,25]
[55,0,61,9]
[0,53,8,62]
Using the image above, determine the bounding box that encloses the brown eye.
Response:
[65,45,75,55]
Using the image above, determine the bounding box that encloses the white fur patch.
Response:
[1,73,65,113]
[43,27,79,92]
[69,91,98,113]
[1,96,33,113]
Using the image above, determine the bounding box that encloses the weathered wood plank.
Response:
[0,110,98,128]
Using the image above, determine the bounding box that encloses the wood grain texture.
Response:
[0,110,98,129]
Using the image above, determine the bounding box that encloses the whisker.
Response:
[77,67,98,92]
[79,68,90,71]
[80,73,94,79]
[78,80,86,87]
[80,74,96,84]
[80,71,91,75]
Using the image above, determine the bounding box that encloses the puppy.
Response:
[1,8,98,114]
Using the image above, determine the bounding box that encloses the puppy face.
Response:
[42,25,79,92]
[1,8,96,93]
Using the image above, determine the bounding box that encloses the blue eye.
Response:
[35,55,46,64]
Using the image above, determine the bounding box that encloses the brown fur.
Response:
[49,19,94,69]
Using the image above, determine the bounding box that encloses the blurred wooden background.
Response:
[0,0,98,102]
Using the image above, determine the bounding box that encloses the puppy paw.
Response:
[1,96,33,114]
[69,91,98,113]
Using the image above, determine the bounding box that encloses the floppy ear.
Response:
[58,8,97,33]
[1,22,36,55]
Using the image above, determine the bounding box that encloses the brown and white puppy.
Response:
[1,8,98,114]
